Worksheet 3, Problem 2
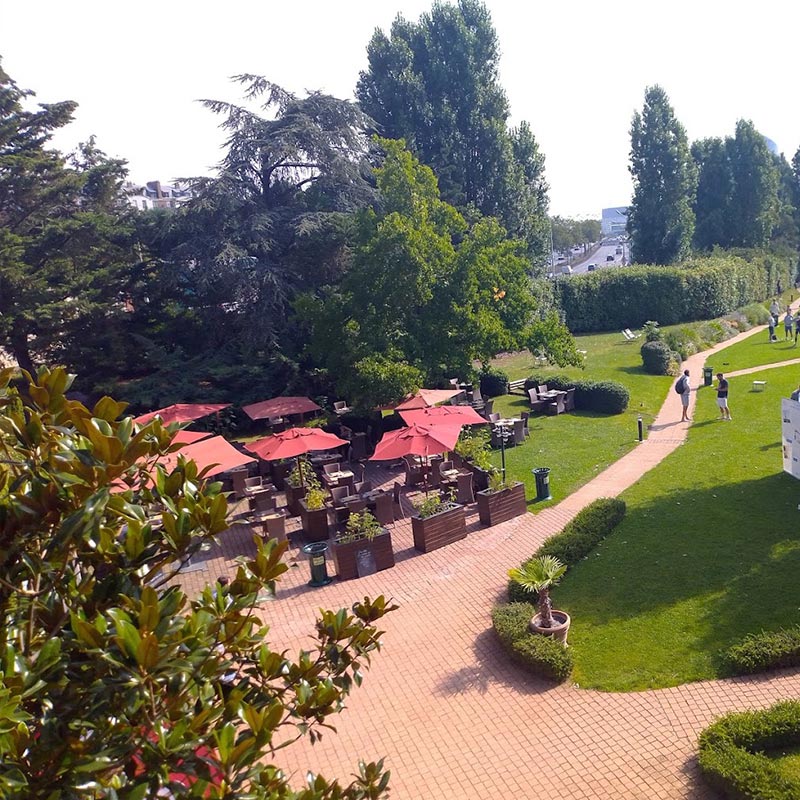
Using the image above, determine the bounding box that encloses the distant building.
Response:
[601,206,628,237]
[763,135,779,155]
[125,180,194,211]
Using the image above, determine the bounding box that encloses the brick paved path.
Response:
[190,317,800,799]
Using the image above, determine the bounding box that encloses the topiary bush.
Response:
[509,498,626,603]
[723,627,800,676]
[698,701,800,799]
[491,603,573,683]
[640,340,678,375]
[479,367,509,398]
[523,374,630,414]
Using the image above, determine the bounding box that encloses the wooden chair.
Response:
[545,394,566,416]
[344,500,367,520]
[488,412,501,423]
[323,462,339,476]
[563,387,576,412]
[403,456,423,487]
[354,480,373,494]
[520,411,530,436]
[538,383,549,394]
[513,418,526,446]
[330,486,349,507]
[333,400,351,415]
[230,468,249,499]
[482,399,494,417]
[438,460,454,480]
[455,472,475,505]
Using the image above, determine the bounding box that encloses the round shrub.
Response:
[492,603,535,647]
[640,340,678,375]
[479,367,509,398]
[698,701,800,799]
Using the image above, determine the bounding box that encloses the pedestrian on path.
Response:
[676,369,691,422]
[785,311,795,340]
[768,315,777,342]
[716,372,731,420]
[794,315,800,346]
[771,298,782,318]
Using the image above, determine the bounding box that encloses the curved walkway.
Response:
[267,323,800,799]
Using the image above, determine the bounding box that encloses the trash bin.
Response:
[703,366,713,387]
[301,542,332,587]
[532,467,552,502]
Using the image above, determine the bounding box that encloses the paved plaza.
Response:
[182,326,800,799]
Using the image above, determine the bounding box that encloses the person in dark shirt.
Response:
[716,373,731,421]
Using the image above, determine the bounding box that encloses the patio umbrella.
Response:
[400,405,487,427]
[244,427,348,486]
[157,436,255,478]
[394,388,464,411]
[241,396,322,421]
[135,403,231,426]
[172,429,214,446]
[370,423,462,461]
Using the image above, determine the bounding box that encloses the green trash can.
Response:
[703,366,713,387]
[532,467,552,502]
[302,542,332,587]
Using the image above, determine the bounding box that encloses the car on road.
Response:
[587,263,597,272]
[560,265,574,275]
[606,255,615,262]
[616,246,623,255]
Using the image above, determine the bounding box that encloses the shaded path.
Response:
[263,318,800,799]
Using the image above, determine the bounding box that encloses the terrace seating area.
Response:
[527,384,576,416]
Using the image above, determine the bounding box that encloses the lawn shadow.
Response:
[434,626,560,698]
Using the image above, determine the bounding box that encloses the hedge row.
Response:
[524,374,630,414]
[491,603,573,683]
[723,627,800,676]
[479,367,509,398]
[558,252,793,333]
[698,701,800,799]
[508,498,627,603]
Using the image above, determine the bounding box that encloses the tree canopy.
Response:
[356,0,550,264]
[0,365,395,798]
[627,85,696,265]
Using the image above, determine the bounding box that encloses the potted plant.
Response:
[411,492,466,553]
[332,510,395,580]
[476,471,526,526]
[455,429,493,491]
[508,555,570,645]
[299,486,330,542]
[284,458,318,516]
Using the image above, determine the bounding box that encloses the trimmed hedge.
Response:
[479,367,509,398]
[698,701,800,799]
[558,251,793,333]
[640,340,679,375]
[491,603,574,683]
[723,627,800,676]
[508,498,627,603]
[523,374,630,414]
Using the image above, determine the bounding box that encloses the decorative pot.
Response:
[529,610,571,646]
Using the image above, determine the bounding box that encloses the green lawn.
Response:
[707,325,800,373]
[555,365,800,691]
[488,333,671,507]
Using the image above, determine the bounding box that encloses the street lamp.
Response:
[492,423,513,482]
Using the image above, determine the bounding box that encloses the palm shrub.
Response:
[508,555,567,629]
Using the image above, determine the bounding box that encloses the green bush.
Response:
[698,701,800,799]
[509,498,626,603]
[491,603,573,683]
[523,374,630,414]
[557,251,793,333]
[742,302,772,326]
[479,367,509,398]
[723,627,800,676]
[640,340,678,375]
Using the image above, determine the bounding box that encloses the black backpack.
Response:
[674,376,686,394]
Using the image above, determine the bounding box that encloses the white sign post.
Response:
[780,398,800,478]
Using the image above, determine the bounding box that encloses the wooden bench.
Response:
[752,380,767,391]
[508,379,527,395]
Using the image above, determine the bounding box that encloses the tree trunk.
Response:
[537,588,554,628]
[10,329,34,375]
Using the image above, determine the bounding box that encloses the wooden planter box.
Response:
[411,502,467,553]
[285,484,307,517]
[476,482,527,526]
[299,499,330,542]
[332,529,395,580]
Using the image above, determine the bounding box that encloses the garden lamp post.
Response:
[493,423,512,482]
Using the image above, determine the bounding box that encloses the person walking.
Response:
[785,311,795,340]
[770,298,782,318]
[794,314,800,346]
[768,315,777,342]
[716,372,731,420]
[676,369,691,422]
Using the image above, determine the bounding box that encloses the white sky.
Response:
[2,0,798,218]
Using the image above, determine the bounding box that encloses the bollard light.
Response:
[637,416,643,442]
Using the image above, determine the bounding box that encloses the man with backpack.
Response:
[675,369,691,422]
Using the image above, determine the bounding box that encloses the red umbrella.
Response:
[172,430,214,446]
[400,405,487,427]
[394,388,463,411]
[135,403,231,426]
[370,423,462,461]
[157,436,255,478]
[242,396,322,421]
[244,427,348,486]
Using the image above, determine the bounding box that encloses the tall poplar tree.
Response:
[356,0,549,265]
[691,137,732,251]
[627,85,696,265]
